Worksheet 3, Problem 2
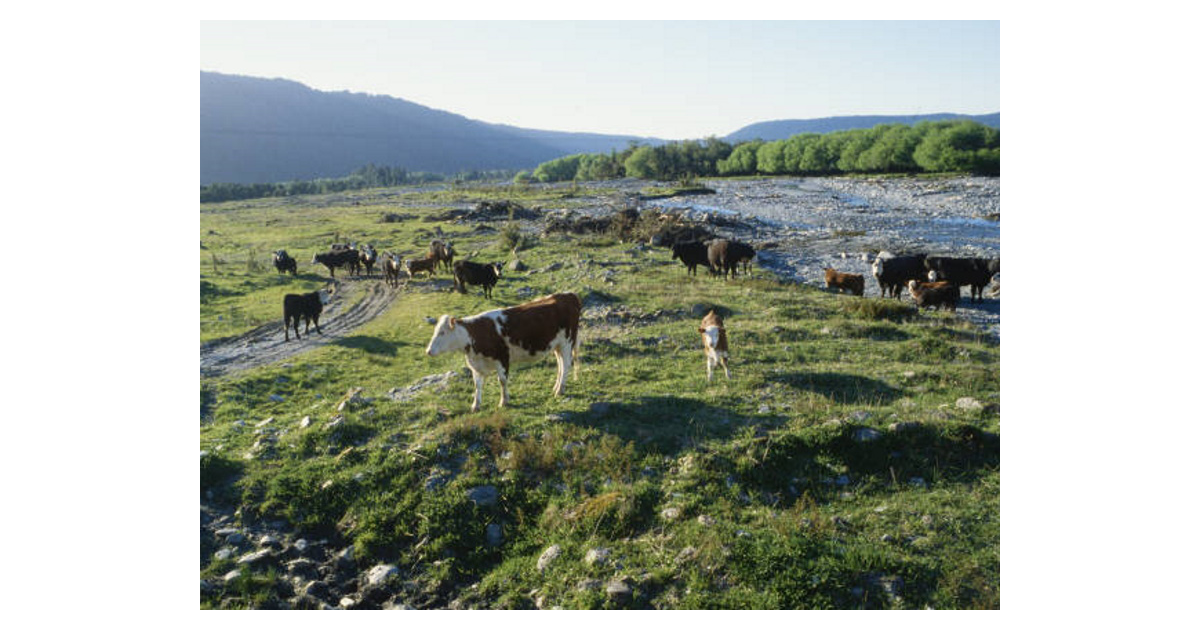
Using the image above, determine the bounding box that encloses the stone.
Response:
[606,579,632,603]
[223,569,242,582]
[366,564,398,587]
[537,544,562,572]
[850,410,871,422]
[853,427,882,442]
[508,259,528,272]
[584,547,611,566]
[956,397,983,411]
[238,549,273,565]
[466,485,499,507]
[661,507,681,521]
[486,523,503,547]
[577,579,603,591]
[697,515,715,526]
[298,416,311,429]
[674,546,697,564]
[214,547,236,561]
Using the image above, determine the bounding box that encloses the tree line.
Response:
[526,120,999,183]
[200,165,516,203]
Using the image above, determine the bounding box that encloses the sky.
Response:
[200,20,999,140]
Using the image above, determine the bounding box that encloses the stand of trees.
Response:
[200,165,515,203]
[529,120,999,183]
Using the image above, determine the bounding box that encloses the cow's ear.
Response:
[449,317,458,329]
[698,327,704,333]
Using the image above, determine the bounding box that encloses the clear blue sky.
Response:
[201,21,998,140]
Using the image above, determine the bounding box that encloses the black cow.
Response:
[707,239,755,279]
[871,252,928,298]
[272,250,297,276]
[925,256,998,303]
[453,260,503,298]
[671,241,712,276]
[312,249,361,278]
[283,286,335,341]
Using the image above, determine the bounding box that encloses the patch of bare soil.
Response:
[199,276,448,378]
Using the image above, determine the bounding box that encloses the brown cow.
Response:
[824,268,865,296]
[907,279,959,312]
[404,255,439,278]
[424,293,582,412]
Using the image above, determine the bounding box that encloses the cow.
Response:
[430,239,456,272]
[671,241,712,276]
[358,244,378,277]
[698,309,730,382]
[871,252,928,298]
[907,279,959,312]
[925,256,999,303]
[707,239,755,279]
[272,250,297,276]
[453,260,503,298]
[424,292,582,412]
[824,268,865,296]
[382,252,403,287]
[312,248,360,278]
[404,255,439,279]
[283,285,335,341]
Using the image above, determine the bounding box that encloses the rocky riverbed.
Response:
[591,176,1000,340]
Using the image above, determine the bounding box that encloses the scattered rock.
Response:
[508,259,528,272]
[697,515,715,526]
[366,564,398,587]
[466,485,499,507]
[577,578,603,591]
[661,507,681,521]
[956,397,983,411]
[486,523,504,547]
[223,569,242,582]
[606,579,633,603]
[298,416,311,429]
[674,546,697,564]
[237,549,273,565]
[213,548,235,561]
[853,427,882,442]
[584,547,611,566]
[537,544,562,572]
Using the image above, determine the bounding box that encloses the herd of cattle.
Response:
[267,235,997,410]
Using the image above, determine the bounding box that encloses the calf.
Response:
[824,268,864,296]
[430,239,456,272]
[382,252,403,287]
[671,241,712,276]
[453,260,503,298]
[359,245,378,277]
[698,309,730,382]
[312,248,360,278]
[404,255,439,279]
[871,252,928,298]
[425,292,582,412]
[283,286,335,341]
[907,279,959,312]
[272,250,297,276]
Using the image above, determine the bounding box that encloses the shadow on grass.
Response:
[333,335,407,356]
[767,372,903,405]
[565,395,787,456]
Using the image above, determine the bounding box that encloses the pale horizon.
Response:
[201,21,999,141]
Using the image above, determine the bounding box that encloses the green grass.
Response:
[199,181,999,609]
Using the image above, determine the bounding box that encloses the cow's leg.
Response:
[313,315,322,335]
[706,352,714,382]
[553,346,571,396]
[496,367,509,408]
[721,355,731,380]
[470,369,484,413]
[285,316,291,341]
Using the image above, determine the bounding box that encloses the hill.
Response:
[201,72,660,185]
[724,113,1000,143]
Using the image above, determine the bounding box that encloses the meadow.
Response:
[199,181,999,609]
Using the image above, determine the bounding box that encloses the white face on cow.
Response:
[928,270,939,281]
[702,326,721,351]
[318,289,333,305]
[425,315,468,356]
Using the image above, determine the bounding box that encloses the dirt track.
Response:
[200,276,442,378]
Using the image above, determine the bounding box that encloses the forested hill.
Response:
[725,113,1000,143]
[200,72,658,185]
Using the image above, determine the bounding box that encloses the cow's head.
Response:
[425,315,469,356]
[927,270,940,282]
[311,253,321,264]
[491,262,503,278]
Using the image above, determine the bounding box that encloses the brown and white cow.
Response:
[424,292,582,412]
[824,268,865,296]
[698,309,730,382]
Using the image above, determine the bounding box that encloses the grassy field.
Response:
[199,182,999,609]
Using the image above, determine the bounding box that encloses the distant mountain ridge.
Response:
[200,72,661,185]
[723,113,1000,143]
